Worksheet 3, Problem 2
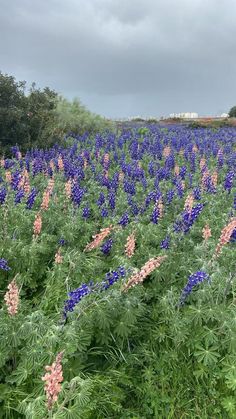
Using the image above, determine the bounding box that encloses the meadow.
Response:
[0,124,236,418]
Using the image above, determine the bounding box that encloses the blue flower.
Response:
[14,189,24,204]
[101,238,113,255]
[63,266,126,316]
[160,236,170,250]
[26,188,38,209]
[119,212,129,227]
[180,271,209,305]
[0,258,11,271]
[0,187,7,205]
[82,207,90,219]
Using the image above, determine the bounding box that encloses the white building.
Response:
[169,112,198,119]
[220,113,229,118]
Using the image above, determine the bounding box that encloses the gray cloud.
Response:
[0,0,235,117]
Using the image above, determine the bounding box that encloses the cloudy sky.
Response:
[1,0,235,118]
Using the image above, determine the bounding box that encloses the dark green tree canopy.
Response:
[229,106,236,118]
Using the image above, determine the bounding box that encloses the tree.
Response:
[229,106,236,118]
[0,72,28,151]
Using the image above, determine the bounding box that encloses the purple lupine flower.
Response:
[179,271,209,305]
[108,191,116,210]
[0,187,7,205]
[175,181,184,198]
[224,171,234,193]
[14,189,24,204]
[151,206,160,224]
[119,212,129,227]
[0,258,10,271]
[11,170,21,191]
[71,184,84,206]
[160,236,170,250]
[174,203,204,234]
[101,238,113,255]
[234,194,236,210]
[63,266,126,316]
[82,207,90,219]
[193,187,201,200]
[96,192,105,207]
[179,166,187,179]
[26,187,38,209]
[58,238,66,246]
[165,189,174,205]
[101,207,109,217]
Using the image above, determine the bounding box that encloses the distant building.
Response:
[220,113,229,118]
[169,112,198,119]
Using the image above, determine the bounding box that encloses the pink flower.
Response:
[125,232,136,258]
[214,218,236,257]
[202,224,211,241]
[33,213,42,237]
[123,255,167,292]
[42,351,64,410]
[84,225,113,251]
[4,279,19,316]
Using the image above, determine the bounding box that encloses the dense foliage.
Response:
[229,106,236,118]
[0,72,112,154]
[0,125,236,418]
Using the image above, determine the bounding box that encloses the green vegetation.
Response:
[0,72,112,153]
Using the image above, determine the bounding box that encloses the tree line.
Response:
[0,72,112,154]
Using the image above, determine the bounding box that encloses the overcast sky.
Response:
[1,0,235,118]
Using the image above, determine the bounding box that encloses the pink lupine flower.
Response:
[47,178,55,195]
[118,171,124,183]
[0,159,5,168]
[4,279,19,316]
[123,255,167,292]
[125,232,136,258]
[84,225,113,252]
[211,171,218,188]
[42,351,64,410]
[49,160,55,171]
[156,198,164,218]
[33,213,42,237]
[174,165,180,176]
[192,144,198,153]
[163,146,171,158]
[5,171,12,183]
[214,218,236,257]
[103,153,109,166]
[58,155,64,171]
[184,193,194,213]
[202,224,212,241]
[65,179,72,199]
[55,248,63,264]
[200,157,206,170]
[41,190,50,210]
[104,170,109,179]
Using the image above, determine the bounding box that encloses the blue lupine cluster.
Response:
[179,271,209,305]
[160,236,170,250]
[26,188,38,209]
[0,258,11,271]
[101,238,113,255]
[174,203,204,234]
[15,189,24,205]
[0,187,7,205]
[64,266,126,316]
[224,171,234,193]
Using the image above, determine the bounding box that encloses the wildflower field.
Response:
[0,125,236,418]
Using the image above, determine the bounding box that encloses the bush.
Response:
[229,106,236,118]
